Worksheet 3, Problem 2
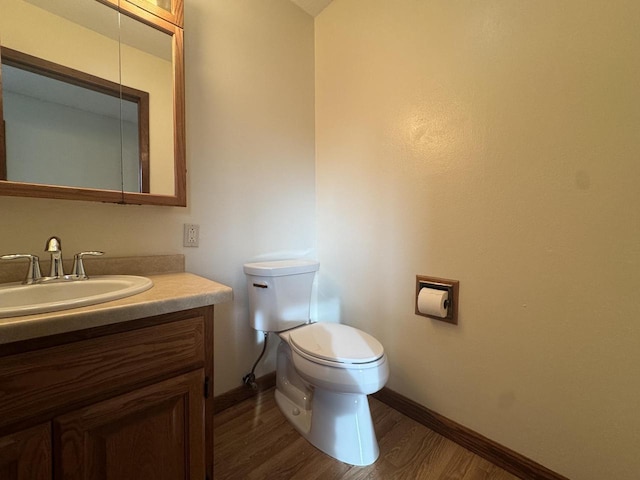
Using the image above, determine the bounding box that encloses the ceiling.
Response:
[289,0,333,17]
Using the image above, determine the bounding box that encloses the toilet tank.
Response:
[243,259,319,332]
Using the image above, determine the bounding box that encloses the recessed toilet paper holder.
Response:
[415,275,459,325]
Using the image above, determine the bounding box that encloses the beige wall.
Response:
[0,0,316,395]
[315,1,640,479]
[185,0,316,393]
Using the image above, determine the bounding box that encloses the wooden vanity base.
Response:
[0,305,214,480]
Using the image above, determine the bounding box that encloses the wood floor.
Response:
[213,389,520,480]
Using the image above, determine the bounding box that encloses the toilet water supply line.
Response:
[242,331,269,390]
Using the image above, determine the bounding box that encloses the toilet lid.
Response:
[289,323,384,364]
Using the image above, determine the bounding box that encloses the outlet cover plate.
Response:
[183,223,199,247]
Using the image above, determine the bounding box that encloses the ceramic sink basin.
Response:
[0,275,153,318]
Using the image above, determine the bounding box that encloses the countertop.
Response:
[0,272,233,345]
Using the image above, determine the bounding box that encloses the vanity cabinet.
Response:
[0,306,214,479]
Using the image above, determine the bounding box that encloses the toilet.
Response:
[243,259,389,466]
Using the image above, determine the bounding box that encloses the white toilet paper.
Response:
[417,287,449,318]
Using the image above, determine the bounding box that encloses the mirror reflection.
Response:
[1,49,147,192]
[0,0,177,198]
[119,13,174,195]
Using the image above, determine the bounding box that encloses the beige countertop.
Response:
[0,272,233,345]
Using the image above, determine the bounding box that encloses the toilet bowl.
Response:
[276,322,389,465]
[244,259,389,466]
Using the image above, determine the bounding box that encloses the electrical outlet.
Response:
[183,223,199,247]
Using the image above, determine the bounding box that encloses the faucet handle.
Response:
[1,254,42,284]
[45,236,62,252]
[71,251,104,279]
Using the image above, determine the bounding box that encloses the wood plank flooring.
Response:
[213,389,520,480]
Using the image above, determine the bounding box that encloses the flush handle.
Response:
[253,282,268,289]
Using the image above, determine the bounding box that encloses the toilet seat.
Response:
[289,323,384,368]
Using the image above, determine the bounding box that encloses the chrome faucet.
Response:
[45,236,64,278]
[2,237,104,284]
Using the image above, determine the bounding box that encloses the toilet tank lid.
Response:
[243,259,319,277]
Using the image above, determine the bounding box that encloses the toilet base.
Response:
[275,387,380,466]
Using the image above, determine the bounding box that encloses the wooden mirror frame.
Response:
[125,0,184,28]
[0,0,186,206]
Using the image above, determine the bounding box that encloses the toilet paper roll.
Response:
[417,287,449,318]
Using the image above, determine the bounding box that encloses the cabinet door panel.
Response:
[0,316,204,431]
[54,371,204,480]
[0,423,51,480]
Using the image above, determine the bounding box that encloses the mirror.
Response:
[119,12,174,196]
[1,47,149,193]
[0,0,186,206]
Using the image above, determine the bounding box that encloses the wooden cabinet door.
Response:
[54,371,204,480]
[0,423,52,480]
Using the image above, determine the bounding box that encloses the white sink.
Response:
[0,275,153,318]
